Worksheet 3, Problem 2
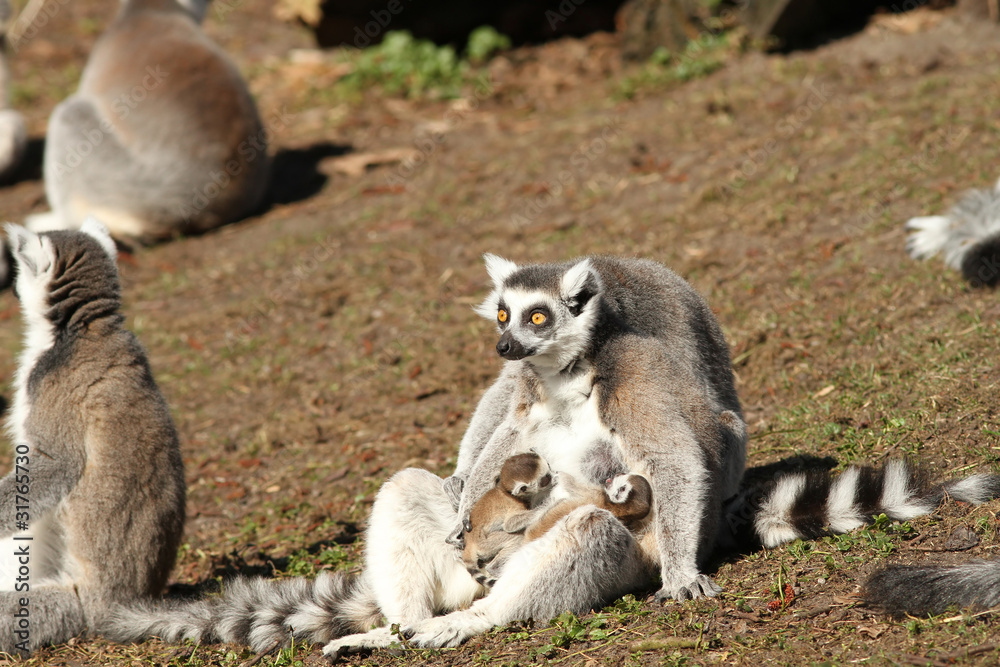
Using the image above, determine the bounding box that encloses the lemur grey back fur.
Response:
[25,0,268,245]
[905,176,1000,286]
[0,221,185,655]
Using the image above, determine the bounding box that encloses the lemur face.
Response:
[606,474,635,504]
[474,255,603,370]
[500,452,553,500]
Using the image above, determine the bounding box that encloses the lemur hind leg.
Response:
[328,505,651,655]
[37,96,182,241]
[402,506,650,647]
[363,468,484,626]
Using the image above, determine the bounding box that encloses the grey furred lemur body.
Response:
[103,255,1000,657]
[905,175,1000,286]
[26,0,268,245]
[0,220,186,655]
[0,0,27,184]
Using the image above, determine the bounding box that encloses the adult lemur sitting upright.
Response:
[106,255,999,658]
[0,221,185,655]
[25,0,268,245]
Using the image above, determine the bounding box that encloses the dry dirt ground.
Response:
[1,2,1000,666]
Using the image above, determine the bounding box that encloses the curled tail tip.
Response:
[904,215,953,260]
[943,473,1000,505]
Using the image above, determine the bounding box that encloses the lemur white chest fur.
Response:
[7,233,56,446]
[519,364,613,483]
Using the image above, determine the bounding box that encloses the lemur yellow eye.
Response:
[497,309,508,323]
[531,312,546,325]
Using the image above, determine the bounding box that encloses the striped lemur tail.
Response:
[107,462,998,651]
[905,178,1000,287]
[864,559,1000,615]
[720,459,1000,550]
[103,572,381,653]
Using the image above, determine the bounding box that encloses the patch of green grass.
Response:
[466,26,512,64]
[280,544,355,577]
[334,28,509,99]
[618,33,734,99]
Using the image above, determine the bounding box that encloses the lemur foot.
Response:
[401,613,487,648]
[654,574,722,602]
[323,627,398,661]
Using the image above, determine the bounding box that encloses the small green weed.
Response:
[619,33,732,99]
[467,26,512,63]
[280,544,353,577]
[336,28,509,99]
[537,611,613,655]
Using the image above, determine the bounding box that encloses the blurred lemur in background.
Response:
[906,176,1000,287]
[25,0,269,246]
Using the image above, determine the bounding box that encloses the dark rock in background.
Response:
[311,0,625,49]
[743,0,960,50]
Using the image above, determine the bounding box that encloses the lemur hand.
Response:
[442,475,464,512]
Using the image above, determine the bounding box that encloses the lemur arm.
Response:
[604,337,730,602]
[456,424,523,522]
[642,438,723,602]
[501,506,546,534]
[444,365,519,511]
[0,441,84,537]
[508,475,596,540]
[446,424,524,548]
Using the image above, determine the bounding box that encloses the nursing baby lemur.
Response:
[462,452,652,586]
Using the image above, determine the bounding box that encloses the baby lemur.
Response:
[27,0,269,244]
[0,220,186,655]
[460,452,553,580]
[462,452,652,585]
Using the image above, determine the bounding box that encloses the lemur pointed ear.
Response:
[561,258,601,316]
[81,217,118,260]
[483,253,518,286]
[5,224,49,276]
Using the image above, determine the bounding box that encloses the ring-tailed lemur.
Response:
[905,176,1000,286]
[0,220,186,655]
[24,0,269,245]
[101,255,1000,659]
[0,0,27,185]
[516,471,653,540]
[460,452,554,583]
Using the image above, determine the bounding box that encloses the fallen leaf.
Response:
[320,148,420,177]
[857,624,886,639]
[944,525,980,552]
[813,385,836,399]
